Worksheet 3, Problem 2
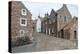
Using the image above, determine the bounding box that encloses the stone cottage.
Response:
[10,1,33,44]
[57,4,72,38]
[41,4,78,41]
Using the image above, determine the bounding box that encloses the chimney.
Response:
[63,4,67,7]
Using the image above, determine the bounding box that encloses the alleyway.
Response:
[12,32,77,53]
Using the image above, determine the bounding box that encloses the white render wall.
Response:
[36,18,41,32]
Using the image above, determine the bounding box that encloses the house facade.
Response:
[41,4,78,41]
[36,15,41,32]
[32,19,37,32]
[57,4,72,38]
[41,9,57,36]
[41,13,49,33]
[63,17,78,40]
[48,9,57,36]
[10,1,33,43]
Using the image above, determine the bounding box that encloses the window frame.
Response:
[20,18,27,26]
[20,30,25,37]
[21,9,27,15]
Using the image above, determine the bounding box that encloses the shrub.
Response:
[12,36,32,47]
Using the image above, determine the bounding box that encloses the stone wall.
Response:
[11,1,33,42]
[57,4,72,31]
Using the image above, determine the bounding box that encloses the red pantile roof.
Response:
[63,17,78,30]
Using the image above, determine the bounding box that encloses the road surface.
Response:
[12,32,77,53]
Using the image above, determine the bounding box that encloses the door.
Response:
[74,31,77,39]
[61,29,64,38]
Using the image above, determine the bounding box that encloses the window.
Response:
[20,18,27,26]
[21,19,25,24]
[20,30,25,36]
[21,9,27,15]
[64,16,66,21]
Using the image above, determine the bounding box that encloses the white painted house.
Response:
[36,15,41,32]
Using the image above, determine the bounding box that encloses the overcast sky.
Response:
[22,2,78,20]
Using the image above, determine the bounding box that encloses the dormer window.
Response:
[21,9,27,15]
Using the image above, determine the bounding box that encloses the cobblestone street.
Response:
[12,32,77,53]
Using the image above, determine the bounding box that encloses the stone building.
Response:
[57,4,72,38]
[41,4,78,40]
[48,9,57,36]
[41,9,57,36]
[63,17,78,40]
[10,1,33,43]
[41,13,49,33]
[56,4,78,40]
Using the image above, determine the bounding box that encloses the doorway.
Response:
[74,31,77,39]
[61,29,64,38]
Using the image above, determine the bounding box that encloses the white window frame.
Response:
[20,30,25,37]
[21,9,27,15]
[20,18,27,26]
